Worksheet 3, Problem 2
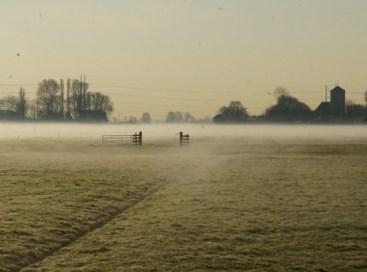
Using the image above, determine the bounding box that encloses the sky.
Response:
[0,0,367,119]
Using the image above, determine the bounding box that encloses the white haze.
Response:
[0,123,365,142]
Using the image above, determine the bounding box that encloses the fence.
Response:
[101,131,190,146]
[179,132,190,145]
[102,131,142,145]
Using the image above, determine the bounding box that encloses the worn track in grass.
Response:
[16,182,167,272]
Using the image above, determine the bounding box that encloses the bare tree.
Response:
[60,79,64,117]
[213,101,249,123]
[85,92,113,113]
[184,112,196,122]
[273,87,290,100]
[16,88,27,118]
[70,79,89,117]
[0,88,27,119]
[141,112,152,123]
[34,77,113,120]
[264,94,313,122]
[128,116,138,124]
[66,78,71,117]
[27,100,38,120]
[36,79,63,119]
[0,96,18,111]
[166,111,184,123]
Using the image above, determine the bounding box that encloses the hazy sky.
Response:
[1,0,367,118]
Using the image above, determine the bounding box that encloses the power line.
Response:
[115,101,267,111]
[106,93,264,102]
[0,83,37,87]
[90,82,366,95]
[0,81,365,95]
[0,82,365,103]
[119,102,219,109]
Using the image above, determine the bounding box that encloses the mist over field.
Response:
[0,123,366,142]
[0,123,366,271]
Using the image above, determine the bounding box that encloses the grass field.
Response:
[0,126,366,271]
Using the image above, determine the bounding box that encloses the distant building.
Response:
[330,86,346,115]
[315,86,346,118]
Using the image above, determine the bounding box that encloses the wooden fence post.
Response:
[139,131,143,145]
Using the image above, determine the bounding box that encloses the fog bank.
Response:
[0,123,365,142]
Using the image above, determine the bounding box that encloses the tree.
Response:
[70,79,87,117]
[27,100,38,120]
[128,116,138,124]
[141,112,152,123]
[85,92,113,113]
[263,91,313,122]
[36,79,63,119]
[273,87,290,100]
[60,79,64,117]
[166,112,176,123]
[0,88,27,120]
[0,96,18,112]
[16,88,27,118]
[166,111,184,123]
[213,101,249,123]
[68,78,113,119]
[165,111,196,123]
[65,78,72,119]
[184,112,196,123]
[0,77,114,121]
[346,100,365,120]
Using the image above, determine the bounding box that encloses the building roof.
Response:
[330,86,346,94]
[315,102,331,115]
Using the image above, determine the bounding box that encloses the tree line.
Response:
[0,78,113,121]
[213,87,367,123]
[112,111,211,124]
[1,83,366,123]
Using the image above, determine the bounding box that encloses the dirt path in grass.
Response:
[0,168,167,272]
[11,183,165,272]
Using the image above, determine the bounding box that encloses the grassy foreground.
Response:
[0,137,366,271]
